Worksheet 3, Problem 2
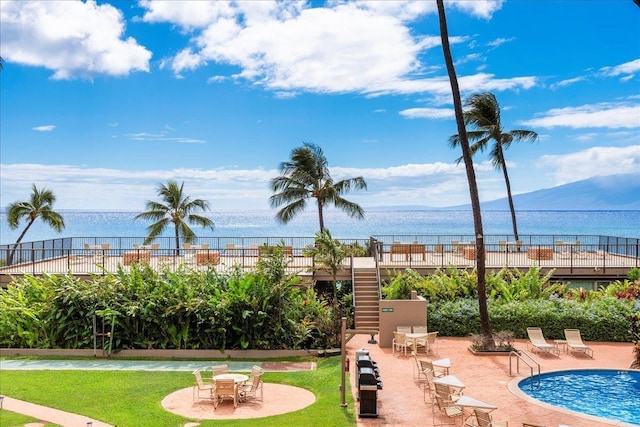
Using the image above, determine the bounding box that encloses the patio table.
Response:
[432,358,451,375]
[433,374,465,391]
[213,373,249,384]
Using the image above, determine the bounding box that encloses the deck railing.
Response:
[1,235,638,277]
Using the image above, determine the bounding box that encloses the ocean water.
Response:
[0,210,638,244]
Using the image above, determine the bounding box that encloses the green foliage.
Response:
[304,229,347,300]
[429,297,635,341]
[487,267,563,303]
[628,267,640,282]
[0,254,337,350]
[381,269,420,299]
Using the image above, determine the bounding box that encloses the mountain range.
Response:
[370,174,640,211]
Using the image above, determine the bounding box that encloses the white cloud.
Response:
[521,102,640,129]
[399,107,454,120]
[600,58,640,77]
[537,146,640,185]
[0,0,151,79]
[486,37,515,48]
[0,160,492,210]
[32,125,55,132]
[550,76,586,90]
[138,0,532,97]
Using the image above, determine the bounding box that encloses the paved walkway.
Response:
[2,395,114,427]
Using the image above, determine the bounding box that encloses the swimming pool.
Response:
[518,369,640,426]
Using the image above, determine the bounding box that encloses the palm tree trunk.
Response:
[7,218,36,265]
[174,224,180,256]
[437,0,493,348]
[501,163,520,242]
[317,200,325,231]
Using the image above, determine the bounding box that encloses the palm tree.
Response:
[303,229,346,301]
[270,142,367,231]
[6,185,65,265]
[449,93,538,242]
[436,0,493,348]
[134,180,214,253]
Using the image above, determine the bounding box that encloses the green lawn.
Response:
[0,410,60,427]
[0,357,356,427]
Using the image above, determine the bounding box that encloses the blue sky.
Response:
[1,0,639,212]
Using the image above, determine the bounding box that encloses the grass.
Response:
[0,357,357,427]
[0,410,60,427]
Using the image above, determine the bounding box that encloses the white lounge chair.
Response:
[526,327,559,356]
[564,329,594,357]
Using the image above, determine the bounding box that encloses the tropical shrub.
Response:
[0,259,339,350]
[428,297,635,341]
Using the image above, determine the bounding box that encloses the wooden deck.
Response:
[1,248,636,285]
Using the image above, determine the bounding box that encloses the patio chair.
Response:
[412,326,429,353]
[434,382,461,403]
[423,331,439,355]
[412,351,429,384]
[564,329,594,357]
[522,423,545,427]
[213,378,239,409]
[420,358,448,378]
[397,326,412,333]
[192,369,215,402]
[474,408,508,427]
[251,364,264,377]
[526,327,559,356]
[239,372,263,402]
[499,240,508,253]
[212,364,229,376]
[432,389,463,426]
[392,331,413,356]
[423,367,437,404]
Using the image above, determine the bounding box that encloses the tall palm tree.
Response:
[270,142,367,231]
[134,180,214,253]
[6,185,65,265]
[436,0,493,348]
[449,93,538,242]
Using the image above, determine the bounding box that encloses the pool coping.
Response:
[507,367,640,427]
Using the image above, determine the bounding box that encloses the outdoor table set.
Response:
[192,364,264,410]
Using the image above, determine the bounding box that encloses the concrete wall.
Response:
[378,291,428,348]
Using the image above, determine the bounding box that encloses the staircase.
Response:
[353,267,380,331]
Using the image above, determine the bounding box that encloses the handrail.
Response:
[509,350,540,389]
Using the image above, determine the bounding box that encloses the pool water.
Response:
[519,369,640,425]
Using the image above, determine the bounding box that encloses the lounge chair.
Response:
[526,327,560,356]
[564,329,594,357]
[474,408,508,427]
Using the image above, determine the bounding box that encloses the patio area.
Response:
[347,334,637,426]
